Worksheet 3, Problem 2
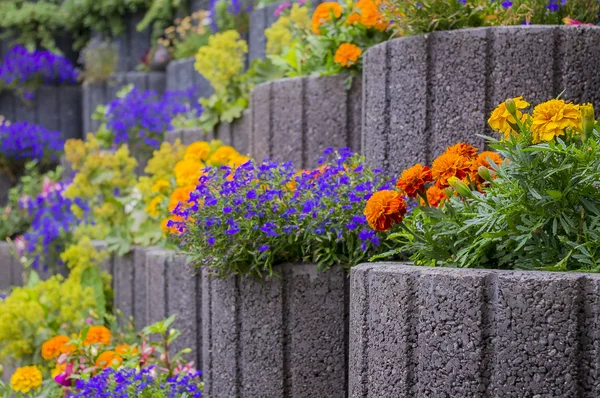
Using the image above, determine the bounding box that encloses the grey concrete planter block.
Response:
[350,262,600,397]
[249,2,284,63]
[166,57,213,98]
[165,127,214,145]
[82,72,167,135]
[216,109,251,155]
[363,25,600,177]
[111,14,152,73]
[0,85,82,140]
[145,248,168,326]
[0,170,13,206]
[0,241,22,290]
[202,264,348,398]
[250,75,362,168]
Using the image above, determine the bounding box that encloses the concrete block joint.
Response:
[362,25,600,177]
[350,262,600,398]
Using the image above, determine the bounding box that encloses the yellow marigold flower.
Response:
[51,363,67,379]
[228,154,251,168]
[146,196,162,217]
[207,145,239,166]
[11,366,42,393]
[42,335,73,359]
[185,141,212,161]
[115,344,138,355]
[84,325,111,346]
[531,99,581,143]
[174,159,205,187]
[95,350,123,369]
[348,0,387,30]
[312,2,343,34]
[151,179,170,193]
[488,96,530,139]
[334,43,362,67]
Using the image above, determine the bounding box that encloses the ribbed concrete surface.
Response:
[350,262,600,398]
[202,264,348,398]
[362,26,600,177]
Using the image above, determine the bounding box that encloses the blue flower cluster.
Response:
[0,119,64,162]
[0,45,78,96]
[105,85,203,151]
[21,182,87,271]
[173,148,395,277]
[69,367,203,398]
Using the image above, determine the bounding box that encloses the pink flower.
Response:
[3,206,11,216]
[54,363,74,387]
[174,361,196,376]
[563,17,594,26]
[274,2,291,16]
[14,236,25,256]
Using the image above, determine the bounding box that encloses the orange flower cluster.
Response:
[364,142,503,232]
[334,43,362,67]
[84,325,111,346]
[347,0,387,30]
[41,335,74,360]
[312,2,343,34]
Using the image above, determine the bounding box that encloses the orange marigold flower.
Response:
[431,152,472,188]
[115,344,138,355]
[420,185,447,208]
[41,335,73,359]
[446,142,478,159]
[348,0,387,30]
[334,43,362,67]
[475,151,503,169]
[396,163,432,198]
[95,351,123,369]
[312,2,343,34]
[364,190,407,231]
[168,185,196,212]
[84,326,111,346]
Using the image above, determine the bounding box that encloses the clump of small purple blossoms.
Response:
[0,45,78,98]
[172,148,399,278]
[0,119,64,163]
[104,85,203,153]
[68,367,203,398]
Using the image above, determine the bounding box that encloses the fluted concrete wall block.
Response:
[363,25,600,177]
[350,262,600,398]
[0,86,82,140]
[145,248,168,326]
[216,109,251,155]
[0,242,22,290]
[113,251,135,319]
[202,264,348,398]
[250,75,362,168]
[249,2,283,63]
[82,72,166,135]
[166,57,213,98]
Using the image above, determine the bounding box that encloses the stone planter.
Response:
[82,72,167,135]
[96,13,151,73]
[0,85,82,140]
[202,264,348,397]
[250,75,361,168]
[0,241,22,290]
[362,25,600,177]
[165,127,214,145]
[166,57,213,98]
[249,2,284,63]
[112,247,202,363]
[350,262,600,397]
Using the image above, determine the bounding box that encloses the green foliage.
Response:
[387,0,600,36]
[80,41,119,84]
[380,104,600,271]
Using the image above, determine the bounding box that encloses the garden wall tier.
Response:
[0,242,22,290]
[0,86,82,140]
[202,264,348,398]
[363,25,600,176]
[249,3,283,63]
[82,72,166,135]
[250,75,361,168]
[111,247,202,364]
[350,262,600,397]
[166,57,213,98]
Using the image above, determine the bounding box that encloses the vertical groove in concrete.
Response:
[281,268,292,396]
[363,26,600,174]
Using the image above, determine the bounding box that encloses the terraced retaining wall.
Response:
[362,25,600,177]
[0,86,82,140]
[202,264,348,398]
[166,57,213,98]
[250,75,362,168]
[350,262,600,397]
[0,242,22,290]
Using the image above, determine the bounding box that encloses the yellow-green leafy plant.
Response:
[265,3,311,55]
[0,237,110,372]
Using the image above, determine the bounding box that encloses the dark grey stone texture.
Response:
[82,72,167,135]
[0,86,82,140]
[145,248,168,326]
[249,2,283,63]
[166,253,201,363]
[202,264,348,398]
[166,57,213,98]
[113,13,152,73]
[215,109,251,155]
[0,170,13,206]
[250,75,362,168]
[113,250,135,320]
[164,127,213,145]
[363,25,600,177]
[350,262,600,398]
[0,242,21,290]
[133,247,149,327]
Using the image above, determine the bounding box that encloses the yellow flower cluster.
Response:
[194,30,248,94]
[11,366,42,393]
[488,97,588,144]
[159,10,209,49]
[265,4,311,55]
